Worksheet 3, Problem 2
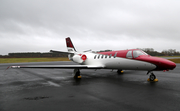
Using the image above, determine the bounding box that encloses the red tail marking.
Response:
[66,37,74,48]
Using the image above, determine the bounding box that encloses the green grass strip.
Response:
[0,58,70,63]
[168,59,180,63]
[0,57,180,64]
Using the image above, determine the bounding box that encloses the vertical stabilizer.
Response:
[66,37,77,52]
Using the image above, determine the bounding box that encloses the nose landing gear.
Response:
[147,71,158,82]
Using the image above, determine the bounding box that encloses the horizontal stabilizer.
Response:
[50,50,74,54]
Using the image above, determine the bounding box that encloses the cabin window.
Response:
[126,51,132,58]
[105,55,108,58]
[94,55,97,59]
[109,54,112,58]
[114,52,117,58]
[98,55,100,59]
[101,55,104,59]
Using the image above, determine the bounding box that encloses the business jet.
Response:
[10,37,176,81]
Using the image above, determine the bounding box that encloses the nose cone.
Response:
[155,57,176,70]
[136,56,176,71]
[165,60,176,70]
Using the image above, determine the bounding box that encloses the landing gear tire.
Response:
[149,73,156,81]
[74,69,81,79]
[147,71,158,82]
[117,70,124,74]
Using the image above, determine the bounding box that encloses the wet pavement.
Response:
[0,61,180,111]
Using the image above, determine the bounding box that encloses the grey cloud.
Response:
[0,0,180,55]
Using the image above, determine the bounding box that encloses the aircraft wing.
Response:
[9,65,104,69]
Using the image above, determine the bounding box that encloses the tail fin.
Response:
[66,37,77,52]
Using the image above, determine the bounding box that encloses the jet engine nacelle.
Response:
[72,54,87,64]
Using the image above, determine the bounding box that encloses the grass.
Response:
[0,57,180,64]
[0,57,70,63]
[168,59,180,63]
[156,56,180,57]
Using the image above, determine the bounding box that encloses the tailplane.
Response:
[66,37,77,52]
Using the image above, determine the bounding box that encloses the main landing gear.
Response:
[73,69,81,79]
[117,69,124,74]
[147,71,158,82]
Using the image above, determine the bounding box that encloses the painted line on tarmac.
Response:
[47,81,61,87]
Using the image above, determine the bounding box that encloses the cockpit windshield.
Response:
[133,50,148,58]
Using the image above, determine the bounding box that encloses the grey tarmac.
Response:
[0,61,180,111]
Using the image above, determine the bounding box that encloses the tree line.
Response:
[0,48,180,58]
[138,48,180,56]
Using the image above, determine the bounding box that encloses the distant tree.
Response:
[138,48,164,56]
[162,49,178,56]
[8,52,68,58]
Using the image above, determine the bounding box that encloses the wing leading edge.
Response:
[10,65,104,69]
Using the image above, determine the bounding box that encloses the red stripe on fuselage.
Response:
[98,50,129,58]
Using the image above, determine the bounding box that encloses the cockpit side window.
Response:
[133,50,145,58]
[126,51,132,58]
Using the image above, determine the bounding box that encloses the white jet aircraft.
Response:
[10,37,176,81]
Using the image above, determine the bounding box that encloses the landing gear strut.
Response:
[73,69,81,79]
[147,71,158,82]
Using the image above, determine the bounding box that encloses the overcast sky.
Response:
[0,0,180,55]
